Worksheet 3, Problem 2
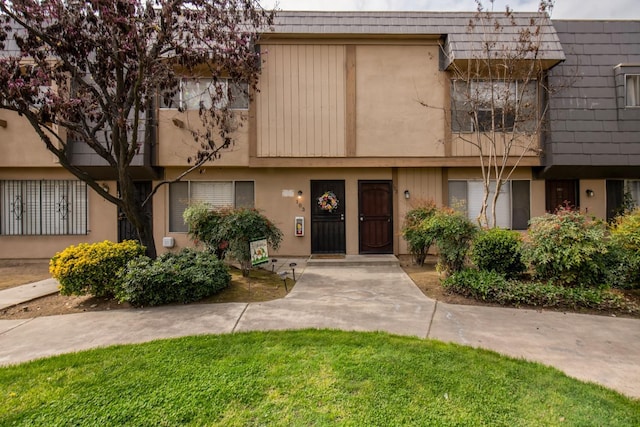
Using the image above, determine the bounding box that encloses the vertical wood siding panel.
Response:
[290,45,300,157]
[298,46,308,158]
[321,45,330,157]
[306,46,316,156]
[267,45,279,157]
[336,46,346,157]
[282,45,292,156]
[328,46,338,157]
[257,44,347,158]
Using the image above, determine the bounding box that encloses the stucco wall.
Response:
[355,44,446,157]
[0,169,117,259]
[0,111,61,167]
[157,167,396,256]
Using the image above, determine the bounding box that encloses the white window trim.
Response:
[625,74,640,108]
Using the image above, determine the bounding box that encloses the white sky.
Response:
[260,0,640,20]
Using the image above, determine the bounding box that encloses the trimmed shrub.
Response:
[608,208,640,289]
[184,206,283,277]
[49,240,145,297]
[423,208,477,275]
[117,248,231,307]
[471,228,526,279]
[182,203,229,259]
[522,207,609,288]
[443,268,638,314]
[401,201,438,266]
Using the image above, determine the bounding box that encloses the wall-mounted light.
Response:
[296,190,305,212]
[101,183,110,193]
[404,190,410,199]
[586,189,595,197]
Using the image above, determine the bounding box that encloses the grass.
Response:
[1,330,638,426]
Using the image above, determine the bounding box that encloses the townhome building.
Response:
[542,19,640,219]
[0,11,637,259]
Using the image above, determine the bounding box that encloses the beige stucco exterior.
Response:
[0,168,117,259]
[0,32,616,260]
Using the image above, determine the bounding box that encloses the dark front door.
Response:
[311,180,345,254]
[359,180,393,254]
[546,179,578,212]
[118,181,152,242]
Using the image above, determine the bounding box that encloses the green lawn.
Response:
[1,330,638,426]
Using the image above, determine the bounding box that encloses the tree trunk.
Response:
[118,176,158,259]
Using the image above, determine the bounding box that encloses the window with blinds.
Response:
[169,181,255,232]
[0,180,88,235]
[448,180,530,230]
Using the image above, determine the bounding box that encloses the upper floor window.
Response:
[626,75,640,107]
[451,80,537,133]
[161,78,249,111]
[0,180,87,235]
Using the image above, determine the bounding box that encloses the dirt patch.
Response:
[399,255,640,319]
[0,259,51,290]
[0,267,293,320]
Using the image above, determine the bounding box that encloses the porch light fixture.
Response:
[586,189,595,197]
[297,190,303,199]
[404,190,410,199]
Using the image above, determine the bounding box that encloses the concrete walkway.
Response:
[1,255,639,399]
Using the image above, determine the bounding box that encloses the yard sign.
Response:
[250,238,269,266]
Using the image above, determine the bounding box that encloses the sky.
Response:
[259,0,640,20]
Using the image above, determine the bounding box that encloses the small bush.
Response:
[471,228,526,279]
[401,201,438,266]
[50,240,145,297]
[184,206,283,277]
[183,203,229,259]
[117,248,231,307]
[608,208,640,289]
[422,208,477,275]
[522,207,609,287]
[443,269,638,314]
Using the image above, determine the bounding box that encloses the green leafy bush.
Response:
[184,206,283,277]
[471,228,526,279]
[117,248,230,307]
[522,207,609,287]
[401,201,438,266]
[422,208,477,275]
[182,203,229,259]
[443,269,638,314]
[607,208,640,289]
[49,240,145,297]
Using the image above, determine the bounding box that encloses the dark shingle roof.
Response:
[269,11,565,67]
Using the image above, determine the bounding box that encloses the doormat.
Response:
[311,254,346,259]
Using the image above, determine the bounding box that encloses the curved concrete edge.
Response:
[428,302,640,399]
[0,303,248,366]
[0,278,59,310]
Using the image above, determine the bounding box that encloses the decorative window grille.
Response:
[0,180,88,235]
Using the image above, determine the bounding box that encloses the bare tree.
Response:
[446,0,555,228]
[0,0,274,257]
